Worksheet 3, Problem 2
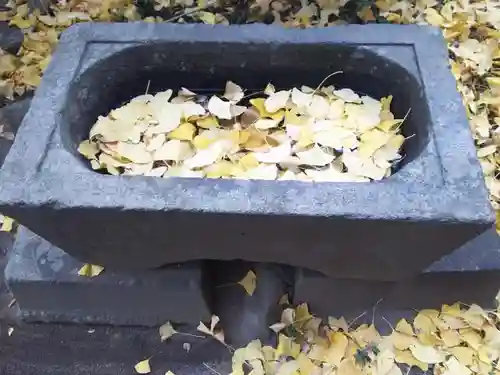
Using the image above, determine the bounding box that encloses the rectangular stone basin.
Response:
[0,23,493,280]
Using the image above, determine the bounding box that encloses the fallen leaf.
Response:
[238,270,257,296]
[291,87,312,107]
[296,145,335,166]
[329,317,349,332]
[325,331,348,366]
[134,358,151,374]
[169,122,196,141]
[0,215,14,232]
[159,321,177,342]
[254,142,291,164]
[270,323,287,332]
[208,96,233,119]
[116,142,153,164]
[154,103,183,133]
[334,88,360,102]
[396,319,415,336]
[184,142,226,169]
[223,81,244,102]
[265,90,290,113]
[409,343,445,364]
[442,356,471,375]
[77,264,104,278]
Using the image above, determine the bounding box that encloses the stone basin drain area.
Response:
[78,79,408,182]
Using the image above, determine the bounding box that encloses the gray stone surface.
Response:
[0,97,32,134]
[5,227,213,326]
[295,228,500,317]
[0,97,32,165]
[0,22,23,55]
[0,23,493,280]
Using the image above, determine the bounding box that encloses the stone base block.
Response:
[294,228,500,317]
[5,227,212,326]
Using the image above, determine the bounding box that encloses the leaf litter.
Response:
[79,81,407,182]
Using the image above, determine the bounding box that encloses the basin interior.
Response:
[62,41,431,173]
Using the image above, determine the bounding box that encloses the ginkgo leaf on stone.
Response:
[78,140,99,159]
[223,81,244,102]
[243,164,278,180]
[296,145,335,166]
[308,95,330,118]
[145,133,166,152]
[163,166,203,178]
[184,142,226,169]
[159,321,177,342]
[134,358,151,374]
[208,95,233,119]
[442,357,471,375]
[334,88,360,102]
[116,142,153,164]
[78,264,104,278]
[238,270,257,296]
[168,122,196,141]
[0,215,13,232]
[409,343,445,364]
[254,118,280,130]
[265,90,290,113]
[291,87,312,107]
[270,323,287,333]
[153,103,183,133]
[264,82,276,95]
[182,101,206,119]
[254,142,291,164]
[153,140,193,161]
[197,116,219,129]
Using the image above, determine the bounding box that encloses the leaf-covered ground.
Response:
[1,1,500,374]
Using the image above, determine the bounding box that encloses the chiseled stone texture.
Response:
[0,23,494,280]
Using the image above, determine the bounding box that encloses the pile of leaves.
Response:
[135,297,500,375]
[229,302,500,375]
[79,81,405,181]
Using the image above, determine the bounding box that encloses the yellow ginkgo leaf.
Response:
[396,319,415,336]
[134,358,151,374]
[223,81,244,103]
[197,116,219,129]
[238,270,257,296]
[159,321,176,342]
[413,310,437,334]
[447,346,475,367]
[325,332,348,366]
[442,357,471,375]
[208,96,233,119]
[409,343,445,364]
[276,334,300,359]
[0,215,14,232]
[328,317,349,332]
[394,349,428,372]
[77,264,104,278]
[169,122,196,141]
